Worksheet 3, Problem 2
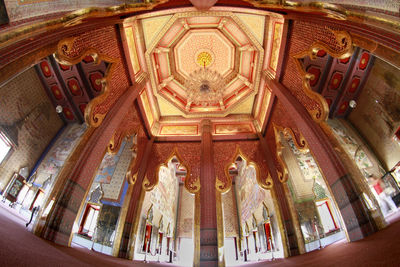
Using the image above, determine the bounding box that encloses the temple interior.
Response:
[0,0,400,266]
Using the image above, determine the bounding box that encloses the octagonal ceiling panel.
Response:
[174,29,235,78]
[123,7,284,137]
[145,12,264,117]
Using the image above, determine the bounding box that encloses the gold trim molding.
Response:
[273,123,308,183]
[54,37,118,127]
[292,29,354,123]
[219,146,273,192]
[143,147,193,192]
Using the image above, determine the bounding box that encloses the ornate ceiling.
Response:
[121,7,284,136]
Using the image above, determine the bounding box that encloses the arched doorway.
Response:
[133,155,193,265]
[277,129,345,252]
[223,153,284,265]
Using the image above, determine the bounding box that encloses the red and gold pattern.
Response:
[214,141,272,192]
[53,27,128,128]
[317,49,326,57]
[59,64,70,71]
[290,26,355,123]
[348,77,360,93]
[337,101,349,114]
[329,72,343,90]
[358,52,370,70]
[63,107,74,120]
[144,142,201,193]
[339,57,350,64]
[307,66,321,87]
[67,78,82,96]
[51,84,63,100]
[89,72,104,92]
[40,60,52,77]
[83,55,95,64]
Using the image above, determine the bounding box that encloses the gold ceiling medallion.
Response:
[195,49,214,68]
[144,11,264,118]
[54,37,117,127]
[292,29,354,123]
[273,123,308,183]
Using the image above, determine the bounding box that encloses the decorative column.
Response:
[257,132,303,256]
[198,119,219,266]
[118,135,154,259]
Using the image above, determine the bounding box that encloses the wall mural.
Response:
[89,136,133,203]
[149,162,178,223]
[282,134,343,247]
[178,186,194,238]
[94,140,126,184]
[328,119,374,176]
[35,123,86,185]
[288,139,324,183]
[236,160,265,223]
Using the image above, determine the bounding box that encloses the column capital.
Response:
[200,119,212,134]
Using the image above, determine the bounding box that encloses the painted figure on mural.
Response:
[369,176,397,216]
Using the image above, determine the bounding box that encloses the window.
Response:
[0,131,12,164]
[79,204,100,238]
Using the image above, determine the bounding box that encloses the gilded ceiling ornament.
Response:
[54,37,118,127]
[292,29,354,123]
[184,68,226,109]
[195,50,214,68]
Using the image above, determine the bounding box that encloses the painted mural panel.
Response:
[283,137,322,202]
[149,163,178,222]
[222,189,239,237]
[159,125,198,136]
[35,123,86,185]
[0,68,64,190]
[236,162,265,223]
[178,185,194,238]
[94,140,126,184]
[328,119,376,176]
[89,137,133,202]
[95,204,121,246]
